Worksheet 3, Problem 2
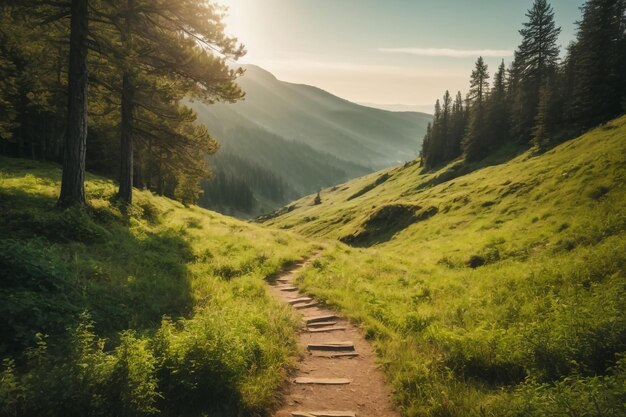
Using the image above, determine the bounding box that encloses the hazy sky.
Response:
[218,0,586,110]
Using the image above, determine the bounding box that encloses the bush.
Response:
[0,239,82,355]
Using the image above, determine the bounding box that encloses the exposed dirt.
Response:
[268,258,400,417]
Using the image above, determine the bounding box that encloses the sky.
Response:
[217,0,586,111]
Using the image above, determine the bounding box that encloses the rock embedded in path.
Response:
[292,412,357,417]
[307,326,348,333]
[304,314,337,324]
[293,377,352,385]
[307,341,354,351]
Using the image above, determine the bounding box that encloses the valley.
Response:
[192,65,431,217]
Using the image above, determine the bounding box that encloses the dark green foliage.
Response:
[201,170,256,213]
[570,0,626,130]
[462,57,491,161]
[532,75,561,149]
[466,255,486,268]
[420,0,625,171]
[468,57,490,104]
[421,91,466,169]
[0,240,82,356]
[199,152,292,215]
[0,1,244,207]
[510,0,561,144]
[484,61,510,150]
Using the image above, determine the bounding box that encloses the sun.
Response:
[216,0,247,42]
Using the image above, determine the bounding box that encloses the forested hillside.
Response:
[0,0,246,208]
[419,0,626,169]
[192,65,431,216]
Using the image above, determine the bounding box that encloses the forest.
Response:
[0,0,245,207]
[420,0,626,168]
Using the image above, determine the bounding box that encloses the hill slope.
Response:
[0,157,316,416]
[261,116,626,416]
[192,65,431,217]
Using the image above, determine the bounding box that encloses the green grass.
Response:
[263,116,626,416]
[2,116,625,417]
[0,157,317,417]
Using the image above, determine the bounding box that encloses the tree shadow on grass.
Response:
[406,143,528,195]
[0,187,194,355]
[340,204,438,247]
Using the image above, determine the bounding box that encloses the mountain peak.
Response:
[240,64,278,82]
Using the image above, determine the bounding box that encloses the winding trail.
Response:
[268,257,400,417]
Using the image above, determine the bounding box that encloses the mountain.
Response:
[191,65,431,217]
[259,116,626,416]
[359,102,435,114]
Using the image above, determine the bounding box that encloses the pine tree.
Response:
[510,0,562,144]
[431,99,443,165]
[448,91,466,159]
[314,191,322,205]
[484,60,510,151]
[468,57,490,105]
[441,90,455,160]
[58,0,89,207]
[532,76,559,149]
[94,0,246,204]
[462,57,491,161]
[463,104,488,162]
[571,0,626,130]
[420,122,432,167]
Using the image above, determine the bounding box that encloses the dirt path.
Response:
[268,258,400,417]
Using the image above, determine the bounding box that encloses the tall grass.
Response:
[0,157,315,416]
[270,117,626,416]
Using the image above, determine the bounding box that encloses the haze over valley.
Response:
[193,65,431,216]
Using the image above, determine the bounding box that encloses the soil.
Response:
[268,258,400,417]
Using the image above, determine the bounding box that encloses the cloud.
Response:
[378,47,513,58]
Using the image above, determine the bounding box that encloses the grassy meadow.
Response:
[0,157,317,417]
[263,116,626,416]
[1,115,624,417]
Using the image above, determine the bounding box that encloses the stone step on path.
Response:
[288,297,314,305]
[292,412,356,417]
[307,326,348,334]
[308,341,359,359]
[306,321,338,328]
[310,351,360,359]
[307,341,354,351]
[293,377,352,385]
[295,302,319,310]
[304,314,337,324]
[267,255,400,417]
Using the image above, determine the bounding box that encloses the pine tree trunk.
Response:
[58,0,88,207]
[118,71,135,204]
[146,138,153,190]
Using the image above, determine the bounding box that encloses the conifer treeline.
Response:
[199,152,293,214]
[421,0,626,170]
[0,0,245,206]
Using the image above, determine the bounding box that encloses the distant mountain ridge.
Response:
[192,65,431,217]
